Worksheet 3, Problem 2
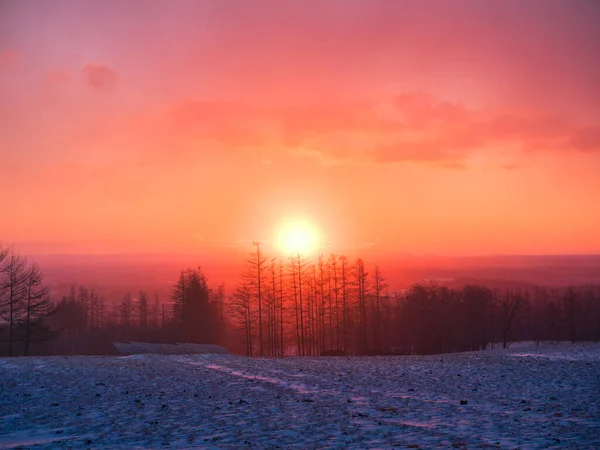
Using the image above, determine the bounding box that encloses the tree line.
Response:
[0,248,53,356]
[228,245,600,356]
[14,267,227,357]
[1,244,599,357]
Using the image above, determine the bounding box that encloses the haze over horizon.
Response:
[2,0,600,258]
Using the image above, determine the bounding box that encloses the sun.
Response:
[275,218,321,256]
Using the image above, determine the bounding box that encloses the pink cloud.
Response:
[82,64,118,91]
[92,93,600,171]
[166,93,600,167]
[279,102,397,139]
[358,96,600,164]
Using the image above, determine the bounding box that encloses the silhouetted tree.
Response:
[139,291,148,329]
[23,264,50,356]
[228,283,254,356]
[76,286,90,330]
[372,266,387,352]
[288,253,310,355]
[171,267,215,343]
[355,258,368,354]
[499,290,524,348]
[562,287,580,343]
[119,293,133,328]
[339,255,351,352]
[1,252,28,356]
[461,284,493,351]
[244,242,267,356]
[329,254,341,350]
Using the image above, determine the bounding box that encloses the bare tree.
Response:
[0,246,8,316]
[89,289,103,330]
[288,255,301,355]
[228,283,254,356]
[325,256,334,350]
[372,266,387,352]
[355,258,369,354]
[499,290,524,349]
[1,252,28,356]
[211,283,226,346]
[329,254,341,350]
[245,242,267,356]
[309,262,317,355]
[119,292,133,328]
[317,255,330,352]
[288,253,310,355]
[23,264,50,356]
[278,261,286,356]
[339,255,350,352]
[77,286,89,331]
[150,294,160,328]
[139,291,148,329]
[269,258,279,356]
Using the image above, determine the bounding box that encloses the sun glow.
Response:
[275,218,321,256]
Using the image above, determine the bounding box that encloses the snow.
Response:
[1,342,599,448]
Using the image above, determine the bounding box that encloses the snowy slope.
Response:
[1,342,599,448]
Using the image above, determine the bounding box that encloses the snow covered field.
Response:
[1,342,599,448]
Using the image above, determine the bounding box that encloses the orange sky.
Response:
[1,0,599,257]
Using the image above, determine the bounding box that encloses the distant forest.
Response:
[1,244,599,357]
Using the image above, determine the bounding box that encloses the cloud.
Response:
[279,102,397,142]
[276,94,581,165]
[82,64,118,91]
[501,163,520,171]
[159,93,600,167]
[353,94,600,164]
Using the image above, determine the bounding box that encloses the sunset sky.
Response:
[1,0,599,257]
